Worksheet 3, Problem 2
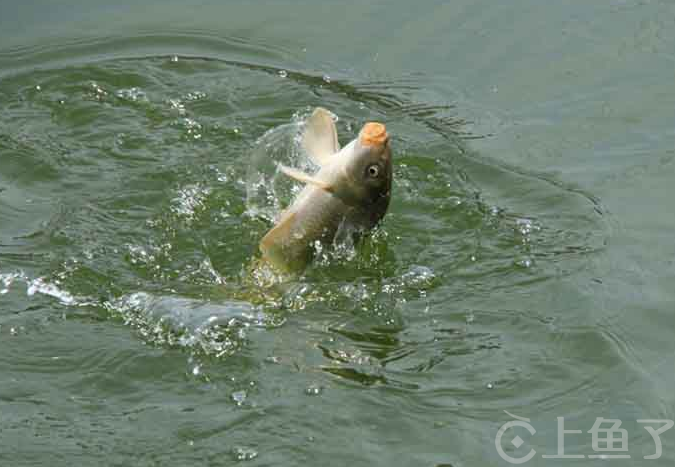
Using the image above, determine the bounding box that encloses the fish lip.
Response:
[359,122,388,148]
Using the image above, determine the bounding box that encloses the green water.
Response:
[1,1,674,466]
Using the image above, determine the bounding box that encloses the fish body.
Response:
[259,108,392,272]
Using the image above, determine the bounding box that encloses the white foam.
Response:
[26,277,76,305]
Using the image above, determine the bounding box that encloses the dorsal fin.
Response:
[301,107,340,167]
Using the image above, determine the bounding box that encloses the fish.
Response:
[258,107,392,272]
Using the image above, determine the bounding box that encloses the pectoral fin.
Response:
[278,165,334,193]
[302,107,340,166]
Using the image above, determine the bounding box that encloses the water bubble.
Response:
[231,390,247,406]
[127,244,153,266]
[515,217,540,236]
[278,70,288,78]
[184,91,206,101]
[446,195,462,207]
[170,55,179,63]
[115,87,147,102]
[232,447,258,461]
[488,205,501,216]
[180,117,203,140]
[516,218,533,235]
[35,85,41,91]
[88,81,108,100]
[322,74,331,84]
[0,272,20,294]
[167,98,186,116]
[170,184,210,223]
[486,382,494,389]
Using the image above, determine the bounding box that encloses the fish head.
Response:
[338,122,392,225]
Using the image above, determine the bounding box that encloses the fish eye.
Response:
[367,164,379,178]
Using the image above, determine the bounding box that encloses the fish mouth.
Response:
[360,122,388,148]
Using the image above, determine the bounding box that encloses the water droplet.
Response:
[170,55,179,63]
[192,365,201,376]
[305,384,323,396]
[322,74,331,83]
[35,85,41,91]
[516,257,533,268]
[400,265,436,287]
[278,70,288,78]
[486,382,494,389]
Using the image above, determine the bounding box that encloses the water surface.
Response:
[1,1,674,466]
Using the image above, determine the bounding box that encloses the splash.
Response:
[104,292,283,357]
[0,270,89,306]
